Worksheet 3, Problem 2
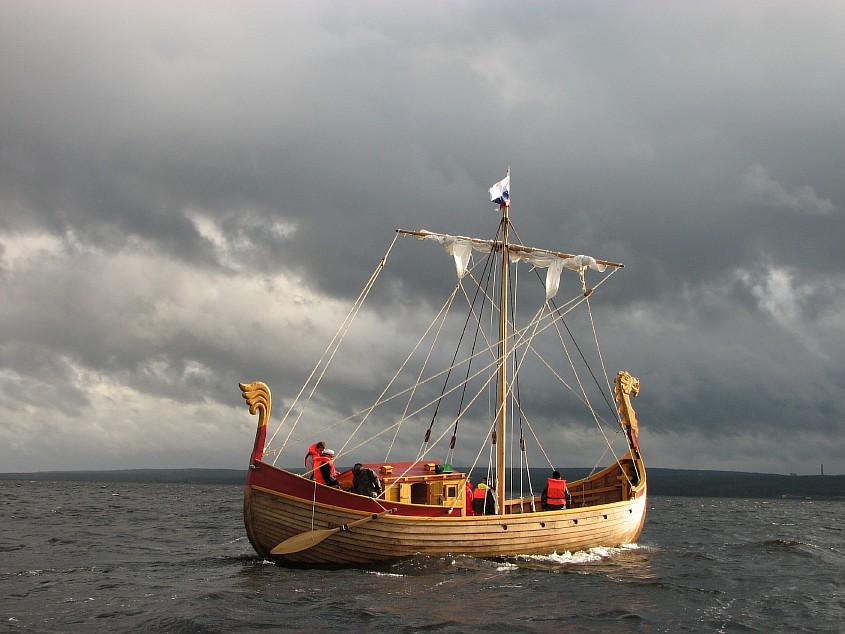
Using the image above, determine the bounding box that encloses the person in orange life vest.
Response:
[313,449,340,487]
[304,441,326,477]
[472,478,497,515]
[465,479,475,516]
[541,470,571,510]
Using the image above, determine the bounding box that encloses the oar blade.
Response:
[270,528,335,555]
[269,510,394,556]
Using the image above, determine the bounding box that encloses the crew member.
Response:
[313,449,340,487]
[304,441,326,477]
[352,463,382,497]
[465,479,474,516]
[541,470,571,510]
[472,478,497,515]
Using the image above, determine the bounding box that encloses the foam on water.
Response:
[516,542,639,565]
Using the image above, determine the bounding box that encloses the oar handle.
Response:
[270,508,395,555]
[340,508,394,531]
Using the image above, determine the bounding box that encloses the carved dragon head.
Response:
[616,370,640,397]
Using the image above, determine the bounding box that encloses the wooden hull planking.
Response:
[243,458,646,565]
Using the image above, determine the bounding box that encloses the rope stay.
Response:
[385,286,459,461]
[262,224,633,499]
[423,248,498,465]
[268,233,400,462]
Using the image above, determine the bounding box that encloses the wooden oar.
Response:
[270,509,395,555]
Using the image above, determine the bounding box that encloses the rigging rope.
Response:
[268,233,400,462]
[263,220,637,499]
[443,250,499,467]
[380,385,499,503]
[335,283,465,460]
[385,287,459,461]
[267,324,510,459]
[584,281,638,486]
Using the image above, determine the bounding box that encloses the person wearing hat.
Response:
[472,477,497,515]
[541,470,571,510]
[313,448,340,487]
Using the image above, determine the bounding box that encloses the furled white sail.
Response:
[509,252,606,299]
[417,232,492,279]
[416,230,607,299]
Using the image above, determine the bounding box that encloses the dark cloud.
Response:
[1,1,843,474]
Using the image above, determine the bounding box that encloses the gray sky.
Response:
[1,1,843,475]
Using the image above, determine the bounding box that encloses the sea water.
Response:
[1,480,843,632]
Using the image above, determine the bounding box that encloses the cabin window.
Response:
[446,486,456,498]
[410,482,428,504]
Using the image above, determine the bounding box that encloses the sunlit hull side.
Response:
[243,457,646,566]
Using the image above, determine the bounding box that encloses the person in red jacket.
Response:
[472,479,497,515]
[465,479,475,516]
[304,441,326,477]
[541,470,571,510]
[313,449,340,487]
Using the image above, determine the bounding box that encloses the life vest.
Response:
[465,482,474,515]
[473,485,495,514]
[546,478,568,507]
[313,454,338,485]
[304,443,322,467]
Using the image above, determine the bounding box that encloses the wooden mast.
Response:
[496,202,509,513]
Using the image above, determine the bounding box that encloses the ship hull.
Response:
[243,458,646,566]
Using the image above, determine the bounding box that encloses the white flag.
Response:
[488,168,510,207]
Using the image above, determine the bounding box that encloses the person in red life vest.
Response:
[465,479,475,516]
[304,441,326,477]
[541,470,571,510]
[472,478,497,515]
[313,448,340,487]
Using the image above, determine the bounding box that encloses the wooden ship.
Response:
[239,171,647,565]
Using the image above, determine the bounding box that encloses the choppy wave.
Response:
[512,542,639,565]
[2,482,844,633]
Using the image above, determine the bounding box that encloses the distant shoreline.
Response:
[2,467,843,500]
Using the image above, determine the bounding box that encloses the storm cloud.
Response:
[1,1,843,475]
